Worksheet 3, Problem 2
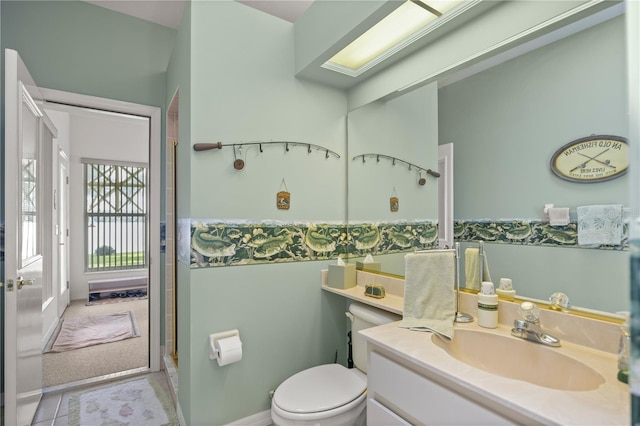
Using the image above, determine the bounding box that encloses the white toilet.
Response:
[271,302,400,425]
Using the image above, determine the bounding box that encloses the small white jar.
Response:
[477,281,498,328]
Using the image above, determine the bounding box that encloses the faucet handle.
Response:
[518,301,540,323]
[549,292,571,312]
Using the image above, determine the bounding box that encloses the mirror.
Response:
[346,8,628,314]
[347,82,439,271]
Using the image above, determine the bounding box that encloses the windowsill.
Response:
[84,268,148,276]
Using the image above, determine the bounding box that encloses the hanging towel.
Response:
[399,251,456,341]
[464,247,492,291]
[577,204,623,246]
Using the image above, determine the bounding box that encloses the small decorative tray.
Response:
[364,284,386,299]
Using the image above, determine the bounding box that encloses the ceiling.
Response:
[85,0,313,29]
[82,1,619,93]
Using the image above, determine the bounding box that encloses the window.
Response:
[22,156,38,261]
[85,161,147,271]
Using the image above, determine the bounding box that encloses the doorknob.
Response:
[17,277,34,290]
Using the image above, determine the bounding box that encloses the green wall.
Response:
[1,1,175,108]
[439,15,628,312]
[348,82,439,222]
[172,2,349,423]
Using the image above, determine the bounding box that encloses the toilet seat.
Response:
[272,364,366,421]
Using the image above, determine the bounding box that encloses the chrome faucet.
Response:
[510,302,561,347]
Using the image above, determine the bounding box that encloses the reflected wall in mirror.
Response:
[347,82,439,268]
[441,13,628,314]
[347,8,629,314]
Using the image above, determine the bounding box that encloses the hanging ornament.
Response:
[418,171,427,186]
[233,145,245,170]
[277,178,291,210]
[390,187,399,212]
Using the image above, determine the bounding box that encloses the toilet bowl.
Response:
[271,302,400,425]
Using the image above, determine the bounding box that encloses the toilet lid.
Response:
[273,364,366,414]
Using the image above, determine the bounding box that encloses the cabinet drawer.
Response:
[368,398,412,426]
[368,351,514,425]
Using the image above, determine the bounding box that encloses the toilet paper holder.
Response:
[209,329,240,361]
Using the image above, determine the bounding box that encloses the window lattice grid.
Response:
[85,163,148,271]
[22,158,37,260]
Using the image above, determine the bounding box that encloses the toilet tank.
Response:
[348,302,400,373]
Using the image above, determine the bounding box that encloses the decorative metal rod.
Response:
[193,141,340,159]
[352,153,440,177]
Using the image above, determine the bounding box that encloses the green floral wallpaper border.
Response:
[454,219,628,250]
[189,220,438,268]
[188,218,627,269]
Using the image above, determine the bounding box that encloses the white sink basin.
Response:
[432,329,605,391]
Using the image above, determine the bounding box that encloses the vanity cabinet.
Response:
[367,350,516,425]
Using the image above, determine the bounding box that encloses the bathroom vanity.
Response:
[362,322,627,425]
[322,270,630,425]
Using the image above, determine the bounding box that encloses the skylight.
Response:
[322,0,464,77]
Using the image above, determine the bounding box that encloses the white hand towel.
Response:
[464,247,492,291]
[577,204,623,246]
[399,251,456,341]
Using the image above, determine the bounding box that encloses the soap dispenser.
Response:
[618,312,630,384]
[477,281,498,328]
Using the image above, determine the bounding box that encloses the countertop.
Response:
[360,321,630,425]
[321,269,405,315]
[321,283,403,315]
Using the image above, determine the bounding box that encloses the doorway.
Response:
[39,88,161,392]
[165,91,179,368]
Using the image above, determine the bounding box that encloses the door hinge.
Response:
[66,176,69,184]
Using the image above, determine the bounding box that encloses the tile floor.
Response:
[31,371,175,426]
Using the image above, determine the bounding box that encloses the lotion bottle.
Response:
[477,281,498,328]
[618,312,630,384]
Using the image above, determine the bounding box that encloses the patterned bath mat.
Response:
[68,375,178,426]
[43,311,140,353]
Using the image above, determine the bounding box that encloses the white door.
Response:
[438,143,454,249]
[57,149,70,313]
[4,48,55,426]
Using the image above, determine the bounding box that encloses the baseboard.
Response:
[174,398,270,425]
[177,400,188,426]
[161,354,179,406]
[42,315,61,351]
[226,410,272,426]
